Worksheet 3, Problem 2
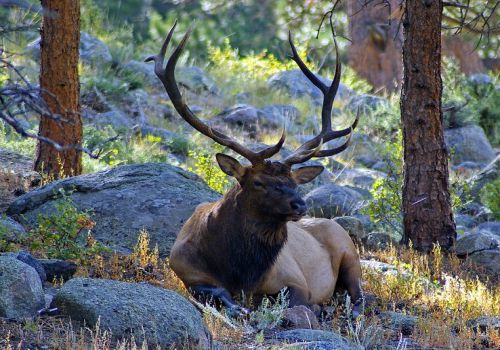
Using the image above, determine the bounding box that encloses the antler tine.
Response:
[146,24,285,165]
[288,31,328,94]
[284,31,357,166]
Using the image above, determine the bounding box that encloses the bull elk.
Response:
[146,22,362,316]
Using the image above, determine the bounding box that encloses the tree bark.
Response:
[347,0,403,92]
[401,0,456,252]
[35,0,82,178]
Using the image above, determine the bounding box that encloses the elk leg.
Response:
[189,284,249,316]
[338,256,363,318]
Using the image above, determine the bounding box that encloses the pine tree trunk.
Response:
[401,0,456,252]
[347,0,403,92]
[35,0,81,178]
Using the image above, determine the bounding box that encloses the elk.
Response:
[146,22,362,316]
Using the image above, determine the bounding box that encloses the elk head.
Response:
[145,22,358,222]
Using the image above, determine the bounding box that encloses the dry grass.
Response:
[361,243,500,349]
[2,230,499,349]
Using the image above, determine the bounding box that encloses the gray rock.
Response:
[335,167,386,190]
[360,259,397,273]
[211,104,282,133]
[467,250,500,276]
[333,216,366,243]
[0,216,26,242]
[454,214,476,229]
[444,125,495,166]
[39,259,77,282]
[304,184,364,218]
[0,148,41,213]
[79,32,113,66]
[456,232,499,256]
[336,133,384,169]
[0,256,45,319]
[177,66,219,95]
[467,316,500,332]
[8,164,220,257]
[379,311,417,335]
[267,69,353,106]
[122,60,163,90]
[14,251,46,283]
[474,221,500,237]
[363,232,400,250]
[346,94,389,114]
[53,278,211,349]
[274,329,354,350]
[282,305,320,330]
[469,155,499,200]
[261,104,300,124]
[85,110,133,129]
[28,32,112,66]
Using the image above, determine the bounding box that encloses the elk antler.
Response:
[283,31,358,166]
[145,21,285,165]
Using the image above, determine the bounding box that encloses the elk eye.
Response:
[253,180,264,189]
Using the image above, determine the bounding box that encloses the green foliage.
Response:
[480,179,500,220]
[83,127,169,172]
[249,289,289,330]
[208,39,299,97]
[364,132,403,234]
[0,121,36,157]
[442,59,500,146]
[188,143,231,194]
[342,65,372,94]
[23,189,107,260]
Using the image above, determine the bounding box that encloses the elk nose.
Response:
[290,198,307,214]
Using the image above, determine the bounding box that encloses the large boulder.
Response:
[345,94,389,114]
[474,221,500,237]
[53,278,211,348]
[455,232,499,256]
[335,167,386,190]
[8,164,220,256]
[304,183,364,218]
[0,256,45,319]
[336,133,384,169]
[444,125,495,166]
[467,250,500,276]
[267,69,353,106]
[28,32,112,66]
[0,216,26,242]
[211,104,281,134]
[0,148,41,213]
[177,66,219,95]
[333,216,366,243]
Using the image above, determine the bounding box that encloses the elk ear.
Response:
[292,165,324,184]
[216,153,245,181]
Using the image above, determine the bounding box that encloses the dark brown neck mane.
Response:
[201,185,288,294]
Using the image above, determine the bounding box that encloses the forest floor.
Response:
[1,233,498,350]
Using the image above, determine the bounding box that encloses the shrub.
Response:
[188,143,231,193]
[24,189,107,261]
[480,179,500,220]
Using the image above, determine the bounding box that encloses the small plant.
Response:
[480,179,500,220]
[25,189,106,261]
[249,289,289,330]
[188,143,231,193]
[364,132,403,234]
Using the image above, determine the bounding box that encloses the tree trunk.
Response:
[401,0,456,252]
[347,0,403,92]
[35,0,81,178]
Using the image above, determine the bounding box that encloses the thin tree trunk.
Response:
[35,0,81,178]
[401,0,456,252]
